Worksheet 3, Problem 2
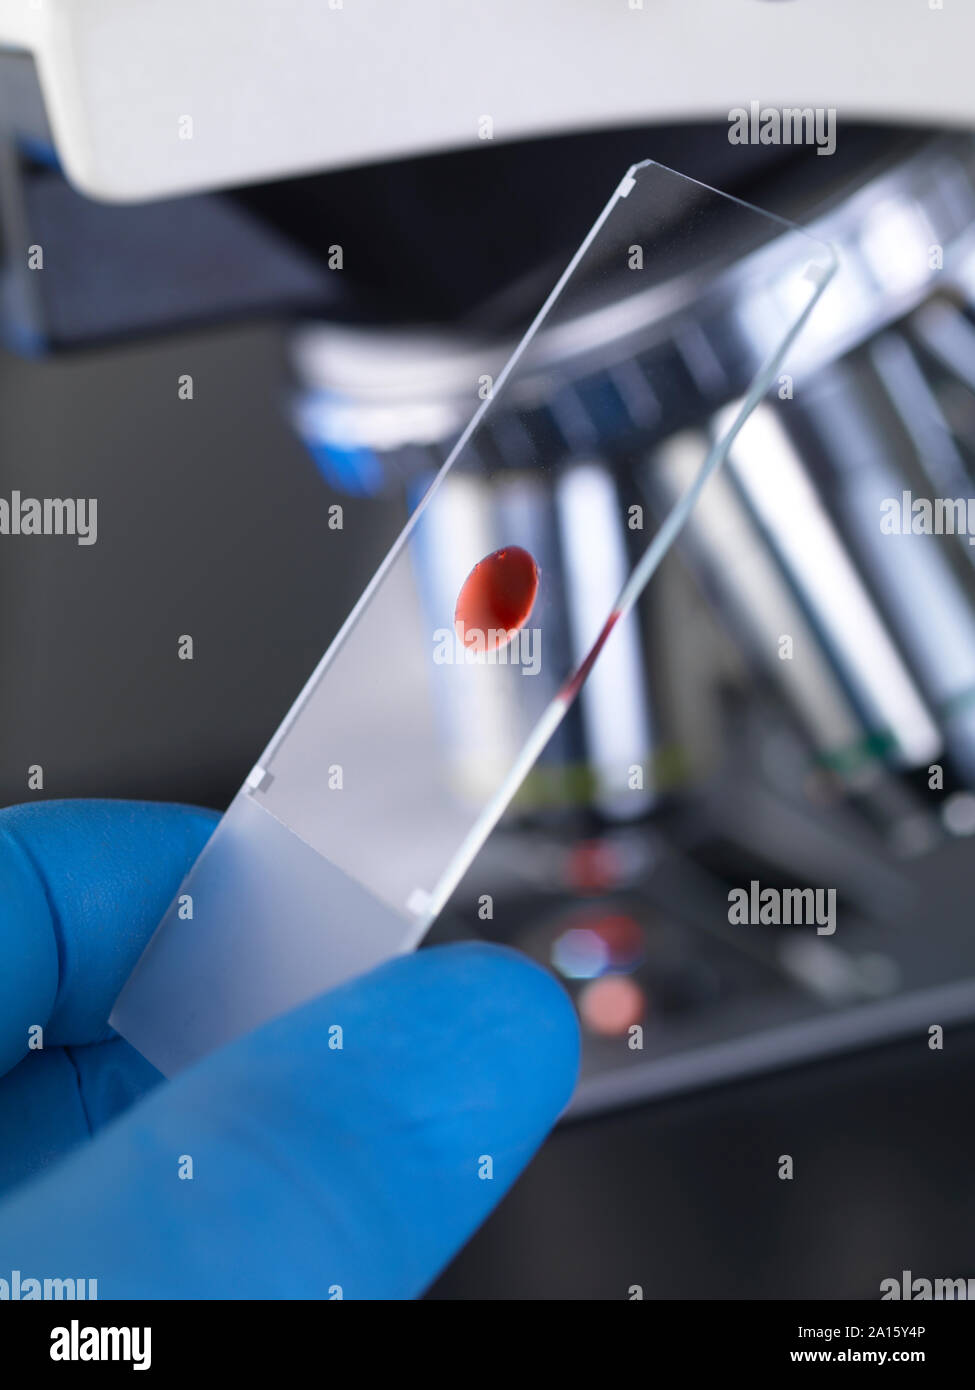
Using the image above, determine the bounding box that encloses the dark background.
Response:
[433,1026,975,1299]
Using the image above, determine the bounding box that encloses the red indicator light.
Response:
[579,976,646,1036]
[454,545,539,652]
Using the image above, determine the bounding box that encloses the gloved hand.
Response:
[0,800,578,1298]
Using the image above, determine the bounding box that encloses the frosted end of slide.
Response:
[110,794,413,1076]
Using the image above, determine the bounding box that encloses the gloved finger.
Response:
[0,800,218,1075]
[0,942,580,1299]
[0,1039,161,1200]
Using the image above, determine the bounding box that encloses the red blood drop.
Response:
[454,545,539,652]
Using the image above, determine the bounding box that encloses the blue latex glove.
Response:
[0,800,578,1298]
